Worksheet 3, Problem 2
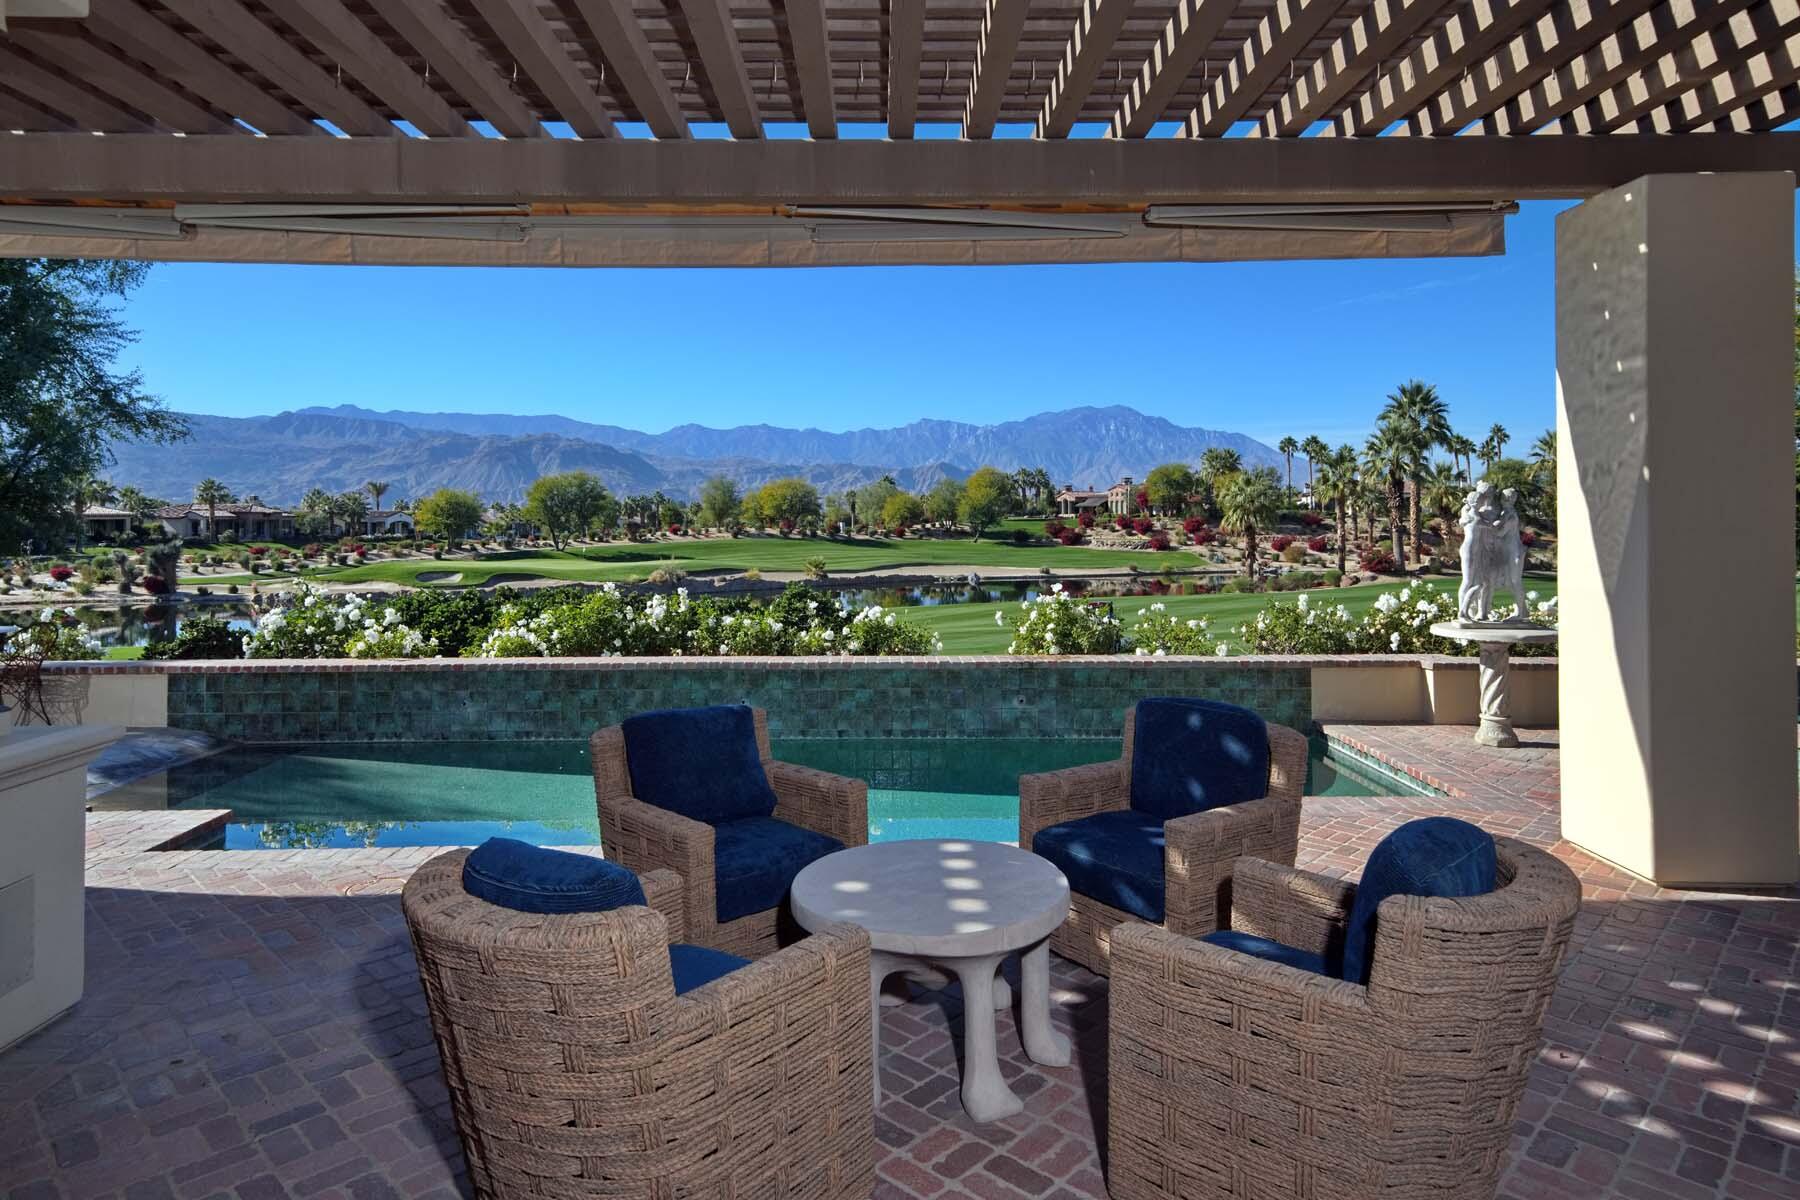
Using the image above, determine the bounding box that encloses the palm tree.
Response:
[1030,467,1054,513]
[334,490,370,537]
[1448,433,1478,483]
[1300,435,1329,508]
[1420,461,1462,531]
[1480,423,1510,473]
[1277,436,1299,499]
[116,485,158,528]
[1217,467,1281,579]
[1530,429,1556,472]
[1380,380,1452,567]
[1197,448,1243,516]
[1363,417,1418,569]
[1315,446,1358,577]
[194,477,234,539]
[1355,472,1386,549]
[365,480,390,513]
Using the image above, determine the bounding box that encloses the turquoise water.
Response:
[154,737,1391,851]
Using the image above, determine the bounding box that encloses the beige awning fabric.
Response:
[0,205,1507,267]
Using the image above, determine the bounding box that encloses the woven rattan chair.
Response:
[592,706,868,958]
[1107,835,1581,1200]
[1019,703,1307,974]
[402,849,874,1200]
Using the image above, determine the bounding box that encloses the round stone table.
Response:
[1430,620,1559,747]
[790,839,1072,1123]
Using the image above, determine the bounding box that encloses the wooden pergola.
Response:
[1,0,1798,264]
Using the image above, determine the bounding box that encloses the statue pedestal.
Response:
[1430,622,1559,748]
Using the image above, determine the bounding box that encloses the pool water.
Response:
[145,737,1399,851]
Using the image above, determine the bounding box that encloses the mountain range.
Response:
[104,405,1279,505]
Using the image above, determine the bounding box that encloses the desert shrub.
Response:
[1191,528,1218,546]
[1044,519,1068,538]
[1148,532,1171,551]
[48,565,73,582]
[143,617,245,661]
[1182,517,1208,535]
[1269,534,1296,552]
[1280,543,1307,563]
[1057,529,1084,546]
[1131,517,1154,536]
[1307,536,1329,553]
[1322,569,1343,587]
[1359,549,1398,574]
[1003,585,1128,655]
[1219,577,1258,594]
[1077,511,1095,529]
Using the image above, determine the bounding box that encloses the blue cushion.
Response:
[1201,929,1330,977]
[1129,698,1271,820]
[1341,817,1498,986]
[713,817,843,924]
[1032,810,1167,923]
[622,704,780,826]
[669,943,751,995]
[462,838,645,915]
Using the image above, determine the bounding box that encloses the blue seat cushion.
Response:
[462,838,645,915]
[1201,929,1331,977]
[622,704,780,826]
[1341,817,1498,986]
[1129,698,1271,820]
[669,943,751,995]
[1032,810,1167,923]
[712,817,843,924]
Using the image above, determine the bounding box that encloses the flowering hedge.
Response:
[1230,583,1558,656]
[1003,585,1127,655]
[2,608,104,660]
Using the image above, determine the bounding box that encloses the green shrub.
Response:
[1322,569,1343,587]
[143,617,245,661]
[1002,586,1127,655]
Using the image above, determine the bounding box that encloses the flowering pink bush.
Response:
[141,574,172,596]
[1520,529,1538,546]
[1359,549,1398,574]
[1307,536,1329,553]
[1044,519,1067,538]
[1077,511,1094,530]
[1148,532,1171,551]
[1298,511,1325,528]
[1269,534,1296,552]
[1134,489,1150,511]
[1057,529,1083,546]
[1131,517,1154,536]
[1182,517,1207,535]
[248,545,267,556]
[667,523,681,534]
[1192,528,1218,546]
[48,566,73,582]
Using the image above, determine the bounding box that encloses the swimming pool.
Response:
[129,736,1404,851]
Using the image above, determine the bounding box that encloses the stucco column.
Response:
[1556,173,1797,887]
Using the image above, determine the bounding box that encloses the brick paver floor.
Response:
[3,725,1797,1199]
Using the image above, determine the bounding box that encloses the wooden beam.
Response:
[677,0,760,138]
[1038,0,1134,138]
[1567,0,1796,130]
[1258,0,1449,136]
[83,0,317,136]
[465,0,615,137]
[265,0,471,138]
[1656,26,1800,128]
[0,42,149,130]
[1184,0,1340,137]
[363,0,543,138]
[1489,0,1748,133]
[785,0,837,137]
[1411,0,1661,135]
[0,87,72,130]
[8,131,1800,206]
[1337,0,1549,136]
[888,0,924,137]
[568,0,689,138]
[964,0,1029,137]
[158,0,395,136]
[7,24,238,133]
[1111,0,1236,137]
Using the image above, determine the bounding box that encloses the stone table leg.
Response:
[1019,936,1070,1067]
[949,953,1021,1122]
[1475,641,1520,748]
[868,950,906,1108]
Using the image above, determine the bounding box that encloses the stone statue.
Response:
[1457,482,1529,624]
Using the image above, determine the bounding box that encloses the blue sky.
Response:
[116,199,1576,453]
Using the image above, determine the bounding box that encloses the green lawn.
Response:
[191,534,1207,589]
[901,577,1562,655]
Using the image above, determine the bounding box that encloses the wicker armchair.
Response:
[1107,836,1581,1200]
[592,707,868,958]
[403,849,874,1200]
[1019,705,1307,974]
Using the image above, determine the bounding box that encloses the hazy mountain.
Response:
[297,403,1280,489]
[106,405,1279,505]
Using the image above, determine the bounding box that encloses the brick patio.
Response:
[3,725,1797,1200]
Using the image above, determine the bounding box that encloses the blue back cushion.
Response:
[669,943,750,995]
[1202,930,1330,977]
[621,704,779,825]
[1340,817,1499,986]
[462,837,646,915]
[1129,698,1271,820]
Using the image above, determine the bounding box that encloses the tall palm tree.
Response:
[1030,467,1055,513]
[1420,461,1463,530]
[1217,467,1281,579]
[1363,417,1418,569]
[1300,435,1329,508]
[1197,448,1242,516]
[194,477,234,539]
[1355,472,1386,549]
[1530,429,1556,471]
[1277,436,1299,499]
[1449,433,1479,483]
[365,480,390,513]
[1480,423,1510,473]
[1315,446,1358,577]
[1380,380,1452,567]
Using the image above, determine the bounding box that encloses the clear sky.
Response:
[116,199,1579,453]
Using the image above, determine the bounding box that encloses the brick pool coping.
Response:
[43,653,1559,674]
